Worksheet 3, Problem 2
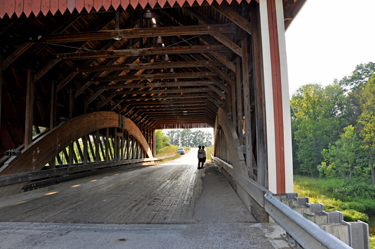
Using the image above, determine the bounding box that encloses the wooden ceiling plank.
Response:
[32,24,236,43]
[54,45,229,60]
[103,80,213,90]
[3,43,34,70]
[123,94,208,101]
[113,87,211,96]
[211,3,252,35]
[99,95,116,109]
[34,59,62,82]
[88,89,105,104]
[210,31,242,57]
[207,65,231,83]
[110,99,125,111]
[77,60,221,73]
[94,72,216,82]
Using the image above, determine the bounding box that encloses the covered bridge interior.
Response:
[0,0,306,216]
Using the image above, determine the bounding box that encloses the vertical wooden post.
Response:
[69,88,74,119]
[0,56,3,134]
[126,132,130,159]
[131,136,135,159]
[119,131,123,160]
[95,130,100,162]
[152,129,156,157]
[50,81,57,130]
[69,143,74,166]
[105,128,109,161]
[251,4,267,188]
[231,73,237,128]
[242,37,254,179]
[24,69,35,147]
[83,98,88,164]
[225,80,232,114]
[114,130,118,160]
[235,58,243,145]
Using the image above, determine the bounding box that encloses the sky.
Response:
[285,0,375,96]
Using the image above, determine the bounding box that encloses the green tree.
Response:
[359,74,375,185]
[339,62,375,126]
[291,84,345,176]
[166,130,181,146]
[340,62,375,91]
[155,130,170,153]
[319,125,364,180]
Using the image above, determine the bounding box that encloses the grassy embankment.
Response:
[156,146,213,162]
[294,175,375,248]
[155,144,191,162]
[206,147,214,162]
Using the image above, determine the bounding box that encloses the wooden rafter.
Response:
[30,24,236,43]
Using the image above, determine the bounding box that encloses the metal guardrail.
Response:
[264,193,352,249]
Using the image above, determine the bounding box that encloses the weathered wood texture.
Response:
[242,37,253,179]
[0,111,153,176]
[24,69,35,147]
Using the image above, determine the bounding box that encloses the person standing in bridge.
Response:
[201,146,207,168]
[197,146,204,169]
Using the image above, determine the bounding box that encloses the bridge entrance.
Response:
[1,0,368,248]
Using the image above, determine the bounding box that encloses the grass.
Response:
[206,147,214,162]
[294,175,375,248]
[370,236,375,249]
[294,175,369,222]
[156,144,191,162]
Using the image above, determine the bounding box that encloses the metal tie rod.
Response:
[264,193,352,249]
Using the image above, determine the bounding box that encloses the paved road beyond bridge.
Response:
[0,149,289,248]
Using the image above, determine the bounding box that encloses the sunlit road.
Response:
[0,148,289,249]
[0,150,201,224]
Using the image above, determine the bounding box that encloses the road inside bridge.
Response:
[0,148,289,248]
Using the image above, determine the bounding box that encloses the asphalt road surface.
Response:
[0,148,289,248]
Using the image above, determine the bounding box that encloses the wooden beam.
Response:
[207,94,224,108]
[34,59,61,82]
[235,58,243,145]
[207,65,232,83]
[110,99,125,111]
[69,89,74,119]
[49,82,56,129]
[251,4,267,187]
[77,60,221,73]
[94,72,216,82]
[207,50,236,73]
[242,37,253,179]
[54,45,229,60]
[24,69,35,147]
[131,102,206,107]
[141,106,205,111]
[211,4,252,35]
[207,85,225,99]
[207,76,228,92]
[99,95,115,109]
[33,24,236,43]
[210,31,242,57]
[0,56,3,133]
[103,80,213,90]
[3,43,34,70]
[231,73,237,128]
[88,89,105,104]
[123,94,208,101]
[113,87,211,96]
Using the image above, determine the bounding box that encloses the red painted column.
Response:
[259,0,293,193]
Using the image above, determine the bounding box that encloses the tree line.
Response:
[291,62,375,186]
[155,129,213,153]
[166,129,213,148]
